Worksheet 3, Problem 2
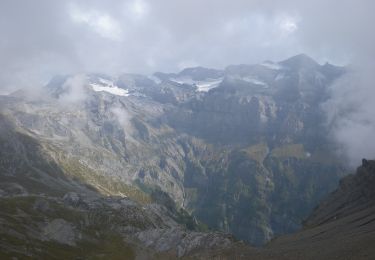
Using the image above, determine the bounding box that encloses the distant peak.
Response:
[362,158,369,167]
[178,66,224,81]
[279,53,319,68]
[179,66,222,74]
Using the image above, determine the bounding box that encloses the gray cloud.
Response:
[323,64,375,166]
[0,0,346,87]
[1,0,374,164]
[57,74,88,105]
[0,1,368,79]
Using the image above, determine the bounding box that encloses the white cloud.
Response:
[58,74,88,104]
[111,105,133,134]
[323,65,375,166]
[125,0,150,21]
[278,15,298,35]
[177,60,199,71]
[69,4,123,41]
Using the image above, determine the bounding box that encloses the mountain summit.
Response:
[280,53,320,69]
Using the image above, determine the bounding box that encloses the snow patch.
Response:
[196,79,223,92]
[91,78,129,96]
[170,77,195,85]
[170,77,223,92]
[242,77,268,87]
[261,62,283,70]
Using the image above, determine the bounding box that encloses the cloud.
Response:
[69,4,123,41]
[58,74,88,104]
[278,15,299,35]
[125,0,150,21]
[0,0,313,89]
[111,105,133,134]
[323,64,375,166]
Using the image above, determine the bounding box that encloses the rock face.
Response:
[136,227,233,257]
[305,159,375,227]
[0,191,235,258]
[43,219,77,246]
[195,160,375,260]
[0,54,347,247]
[260,159,375,260]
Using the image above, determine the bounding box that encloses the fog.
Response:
[1,0,374,164]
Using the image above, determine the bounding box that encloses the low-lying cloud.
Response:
[323,63,375,166]
[111,105,133,135]
[58,74,88,105]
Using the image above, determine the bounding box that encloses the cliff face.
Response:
[198,159,375,260]
[262,159,375,260]
[1,112,372,259]
[305,159,375,226]
[0,119,236,259]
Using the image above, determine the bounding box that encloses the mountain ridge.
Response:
[0,54,348,248]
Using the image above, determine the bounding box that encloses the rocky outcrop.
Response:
[305,159,375,227]
[43,219,77,246]
[136,227,234,257]
[0,191,235,258]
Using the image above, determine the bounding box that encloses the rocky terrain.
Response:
[0,54,357,257]
[0,118,373,259]
[0,118,235,258]
[198,159,375,260]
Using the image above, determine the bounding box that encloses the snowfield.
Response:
[91,78,129,97]
[171,77,223,92]
[195,79,223,92]
[261,61,283,70]
[242,77,268,87]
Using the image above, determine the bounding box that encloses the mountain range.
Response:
[1,54,373,259]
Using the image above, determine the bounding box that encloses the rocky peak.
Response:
[178,66,224,81]
[279,53,319,70]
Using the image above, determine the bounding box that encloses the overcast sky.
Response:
[0,0,373,89]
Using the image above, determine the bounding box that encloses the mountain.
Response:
[154,66,224,82]
[0,115,236,258]
[279,53,320,69]
[0,117,373,259]
[305,158,375,227]
[0,54,349,251]
[202,159,375,259]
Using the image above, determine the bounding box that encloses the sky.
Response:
[0,0,372,89]
[0,0,375,165]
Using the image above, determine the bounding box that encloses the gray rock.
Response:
[136,227,234,257]
[43,219,77,246]
[0,183,28,196]
[33,198,50,212]
[63,192,82,208]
